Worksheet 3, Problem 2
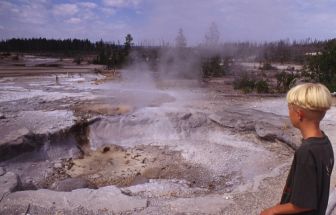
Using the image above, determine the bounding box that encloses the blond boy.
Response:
[261,83,334,215]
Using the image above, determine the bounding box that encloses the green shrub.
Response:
[260,62,275,70]
[233,74,256,93]
[325,81,336,92]
[304,39,336,92]
[255,80,269,93]
[275,71,297,93]
[233,74,271,94]
[74,56,82,65]
[12,54,19,61]
[202,56,227,78]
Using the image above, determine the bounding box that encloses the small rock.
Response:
[181,113,192,120]
[101,146,110,153]
[90,174,101,179]
[223,195,231,200]
[255,122,278,141]
[54,162,63,169]
[0,167,5,176]
[0,113,5,119]
[25,177,34,184]
[131,154,141,159]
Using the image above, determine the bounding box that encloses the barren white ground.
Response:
[0,62,335,214]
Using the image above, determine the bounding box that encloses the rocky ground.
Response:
[0,56,336,215]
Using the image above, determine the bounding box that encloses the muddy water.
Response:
[66,144,215,189]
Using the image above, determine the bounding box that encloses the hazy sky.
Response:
[1,0,336,45]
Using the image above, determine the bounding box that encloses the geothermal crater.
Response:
[0,57,335,214]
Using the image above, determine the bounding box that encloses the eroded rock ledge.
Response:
[209,108,301,150]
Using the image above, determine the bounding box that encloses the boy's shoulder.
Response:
[296,134,333,164]
[300,133,331,148]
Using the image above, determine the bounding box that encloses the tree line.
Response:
[0,35,134,69]
[0,35,335,91]
[0,38,96,53]
[0,36,327,65]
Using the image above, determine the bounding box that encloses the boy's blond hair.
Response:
[287,83,332,111]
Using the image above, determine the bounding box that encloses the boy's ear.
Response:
[298,109,305,121]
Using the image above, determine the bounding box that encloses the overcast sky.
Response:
[1,0,336,45]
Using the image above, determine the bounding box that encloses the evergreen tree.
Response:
[304,39,336,91]
[204,22,220,47]
[124,34,133,51]
[175,28,187,48]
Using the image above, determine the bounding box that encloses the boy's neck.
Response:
[299,122,324,140]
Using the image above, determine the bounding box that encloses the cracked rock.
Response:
[50,178,94,192]
[0,172,21,197]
